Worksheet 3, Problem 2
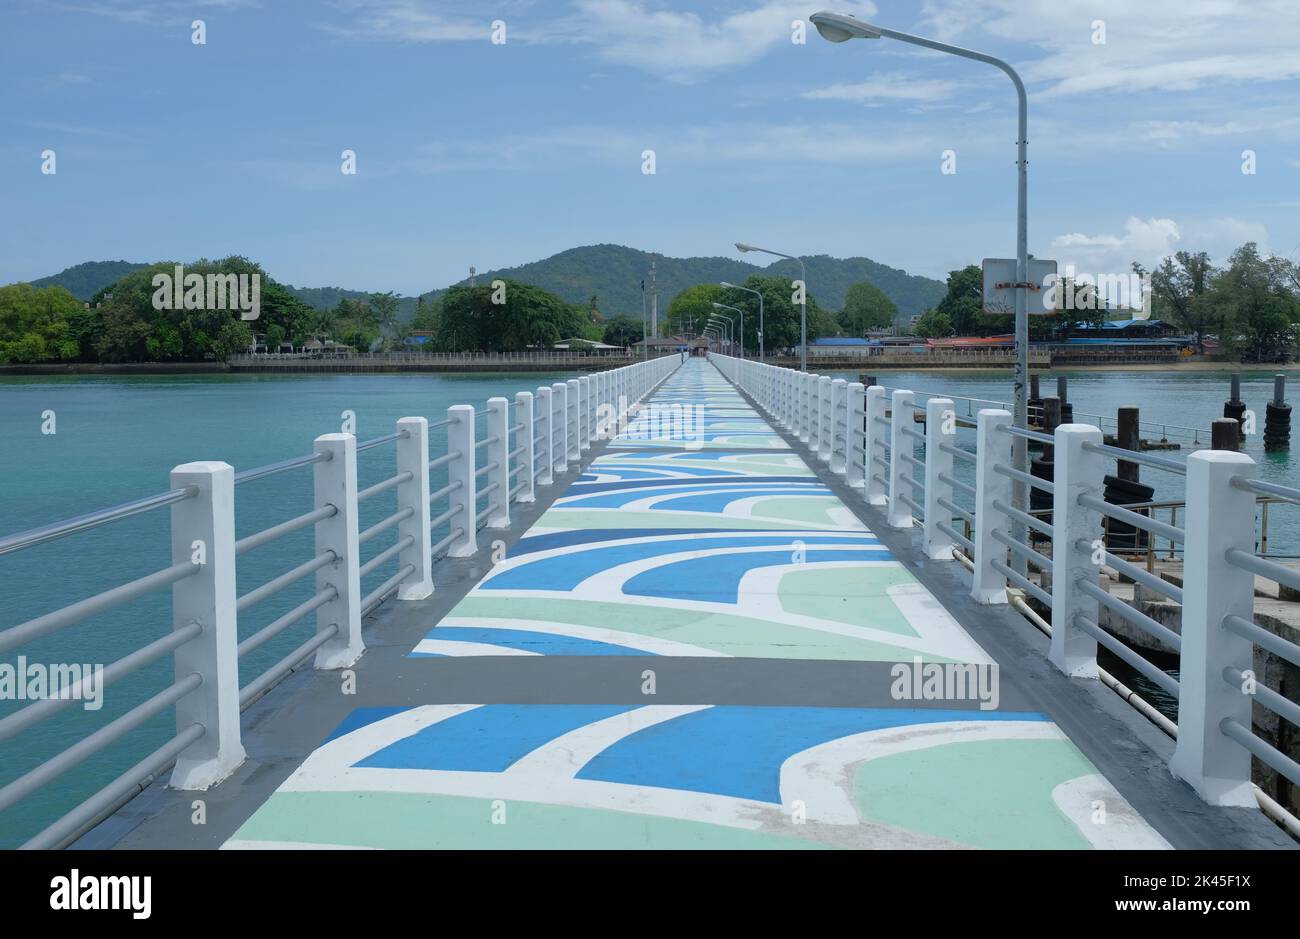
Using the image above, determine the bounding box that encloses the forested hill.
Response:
[21,245,946,321]
[31,261,146,299]
[428,244,946,320]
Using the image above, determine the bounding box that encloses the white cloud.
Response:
[919,0,1300,98]
[1049,215,1272,275]
[802,72,966,104]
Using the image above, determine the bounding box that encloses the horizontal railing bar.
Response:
[0,486,199,557]
[478,481,500,500]
[1224,548,1300,594]
[237,587,337,659]
[474,461,499,479]
[511,421,524,433]
[358,471,413,503]
[0,672,203,815]
[359,507,414,546]
[999,424,1054,445]
[360,565,415,616]
[22,722,205,850]
[0,621,203,745]
[234,451,330,486]
[900,426,924,442]
[991,558,1052,607]
[235,505,336,556]
[508,445,526,460]
[1223,666,1300,730]
[1074,613,1181,698]
[428,450,461,471]
[428,417,454,430]
[1231,475,1300,505]
[0,561,200,654]
[474,435,498,450]
[939,442,975,462]
[476,504,494,524]
[358,535,414,579]
[938,472,975,498]
[429,479,463,504]
[1078,494,1183,544]
[236,551,336,613]
[1082,441,1186,475]
[992,529,1052,570]
[898,493,924,519]
[992,498,1053,537]
[239,623,339,708]
[1223,614,1300,669]
[431,503,463,529]
[355,430,408,453]
[431,527,463,558]
[1078,579,1182,651]
[936,521,974,551]
[510,480,526,499]
[936,496,974,525]
[1220,717,1300,788]
[900,452,924,470]
[1093,546,1183,604]
[994,463,1054,494]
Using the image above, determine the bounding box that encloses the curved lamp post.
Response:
[720,282,763,363]
[712,302,745,360]
[707,316,733,356]
[810,9,1032,548]
[735,243,806,371]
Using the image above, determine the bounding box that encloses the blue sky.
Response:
[3,0,1299,302]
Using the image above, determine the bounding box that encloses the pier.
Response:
[1,356,1297,849]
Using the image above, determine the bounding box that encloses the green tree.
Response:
[0,284,85,363]
[913,309,954,338]
[838,281,897,334]
[369,291,400,348]
[602,314,643,348]
[1133,252,1217,352]
[936,265,985,335]
[665,284,722,338]
[1206,243,1299,362]
[436,280,586,352]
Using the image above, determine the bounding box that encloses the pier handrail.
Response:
[713,352,1300,834]
[0,352,682,849]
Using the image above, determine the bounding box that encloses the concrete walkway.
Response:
[212,359,1186,849]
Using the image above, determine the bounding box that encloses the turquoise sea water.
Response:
[2,366,1297,846]
[0,371,578,848]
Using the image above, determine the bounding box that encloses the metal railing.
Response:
[0,353,682,849]
[714,352,1300,835]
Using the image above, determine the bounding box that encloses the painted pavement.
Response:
[225,359,1170,850]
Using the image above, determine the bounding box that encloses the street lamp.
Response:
[707,316,732,355]
[712,302,745,360]
[735,242,806,371]
[720,282,763,362]
[810,9,1032,512]
[640,279,648,362]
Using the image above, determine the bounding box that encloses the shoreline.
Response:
[2,358,1297,377]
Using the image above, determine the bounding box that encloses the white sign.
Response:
[982,257,1059,316]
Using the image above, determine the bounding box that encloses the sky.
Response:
[3,0,1299,301]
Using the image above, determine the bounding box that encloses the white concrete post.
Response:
[535,386,554,487]
[485,396,510,528]
[579,376,592,451]
[168,461,244,790]
[311,433,364,668]
[971,409,1012,604]
[1170,449,1258,806]
[566,379,581,463]
[888,390,914,529]
[846,382,866,490]
[865,385,888,506]
[799,374,812,442]
[830,378,848,473]
[514,391,535,503]
[821,377,836,463]
[552,382,569,475]
[923,398,956,560]
[395,416,433,600]
[446,405,477,557]
[1049,424,1105,677]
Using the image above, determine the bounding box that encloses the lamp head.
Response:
[720,281,736,289]
[810,11,882,42]
[734,243,755,253]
